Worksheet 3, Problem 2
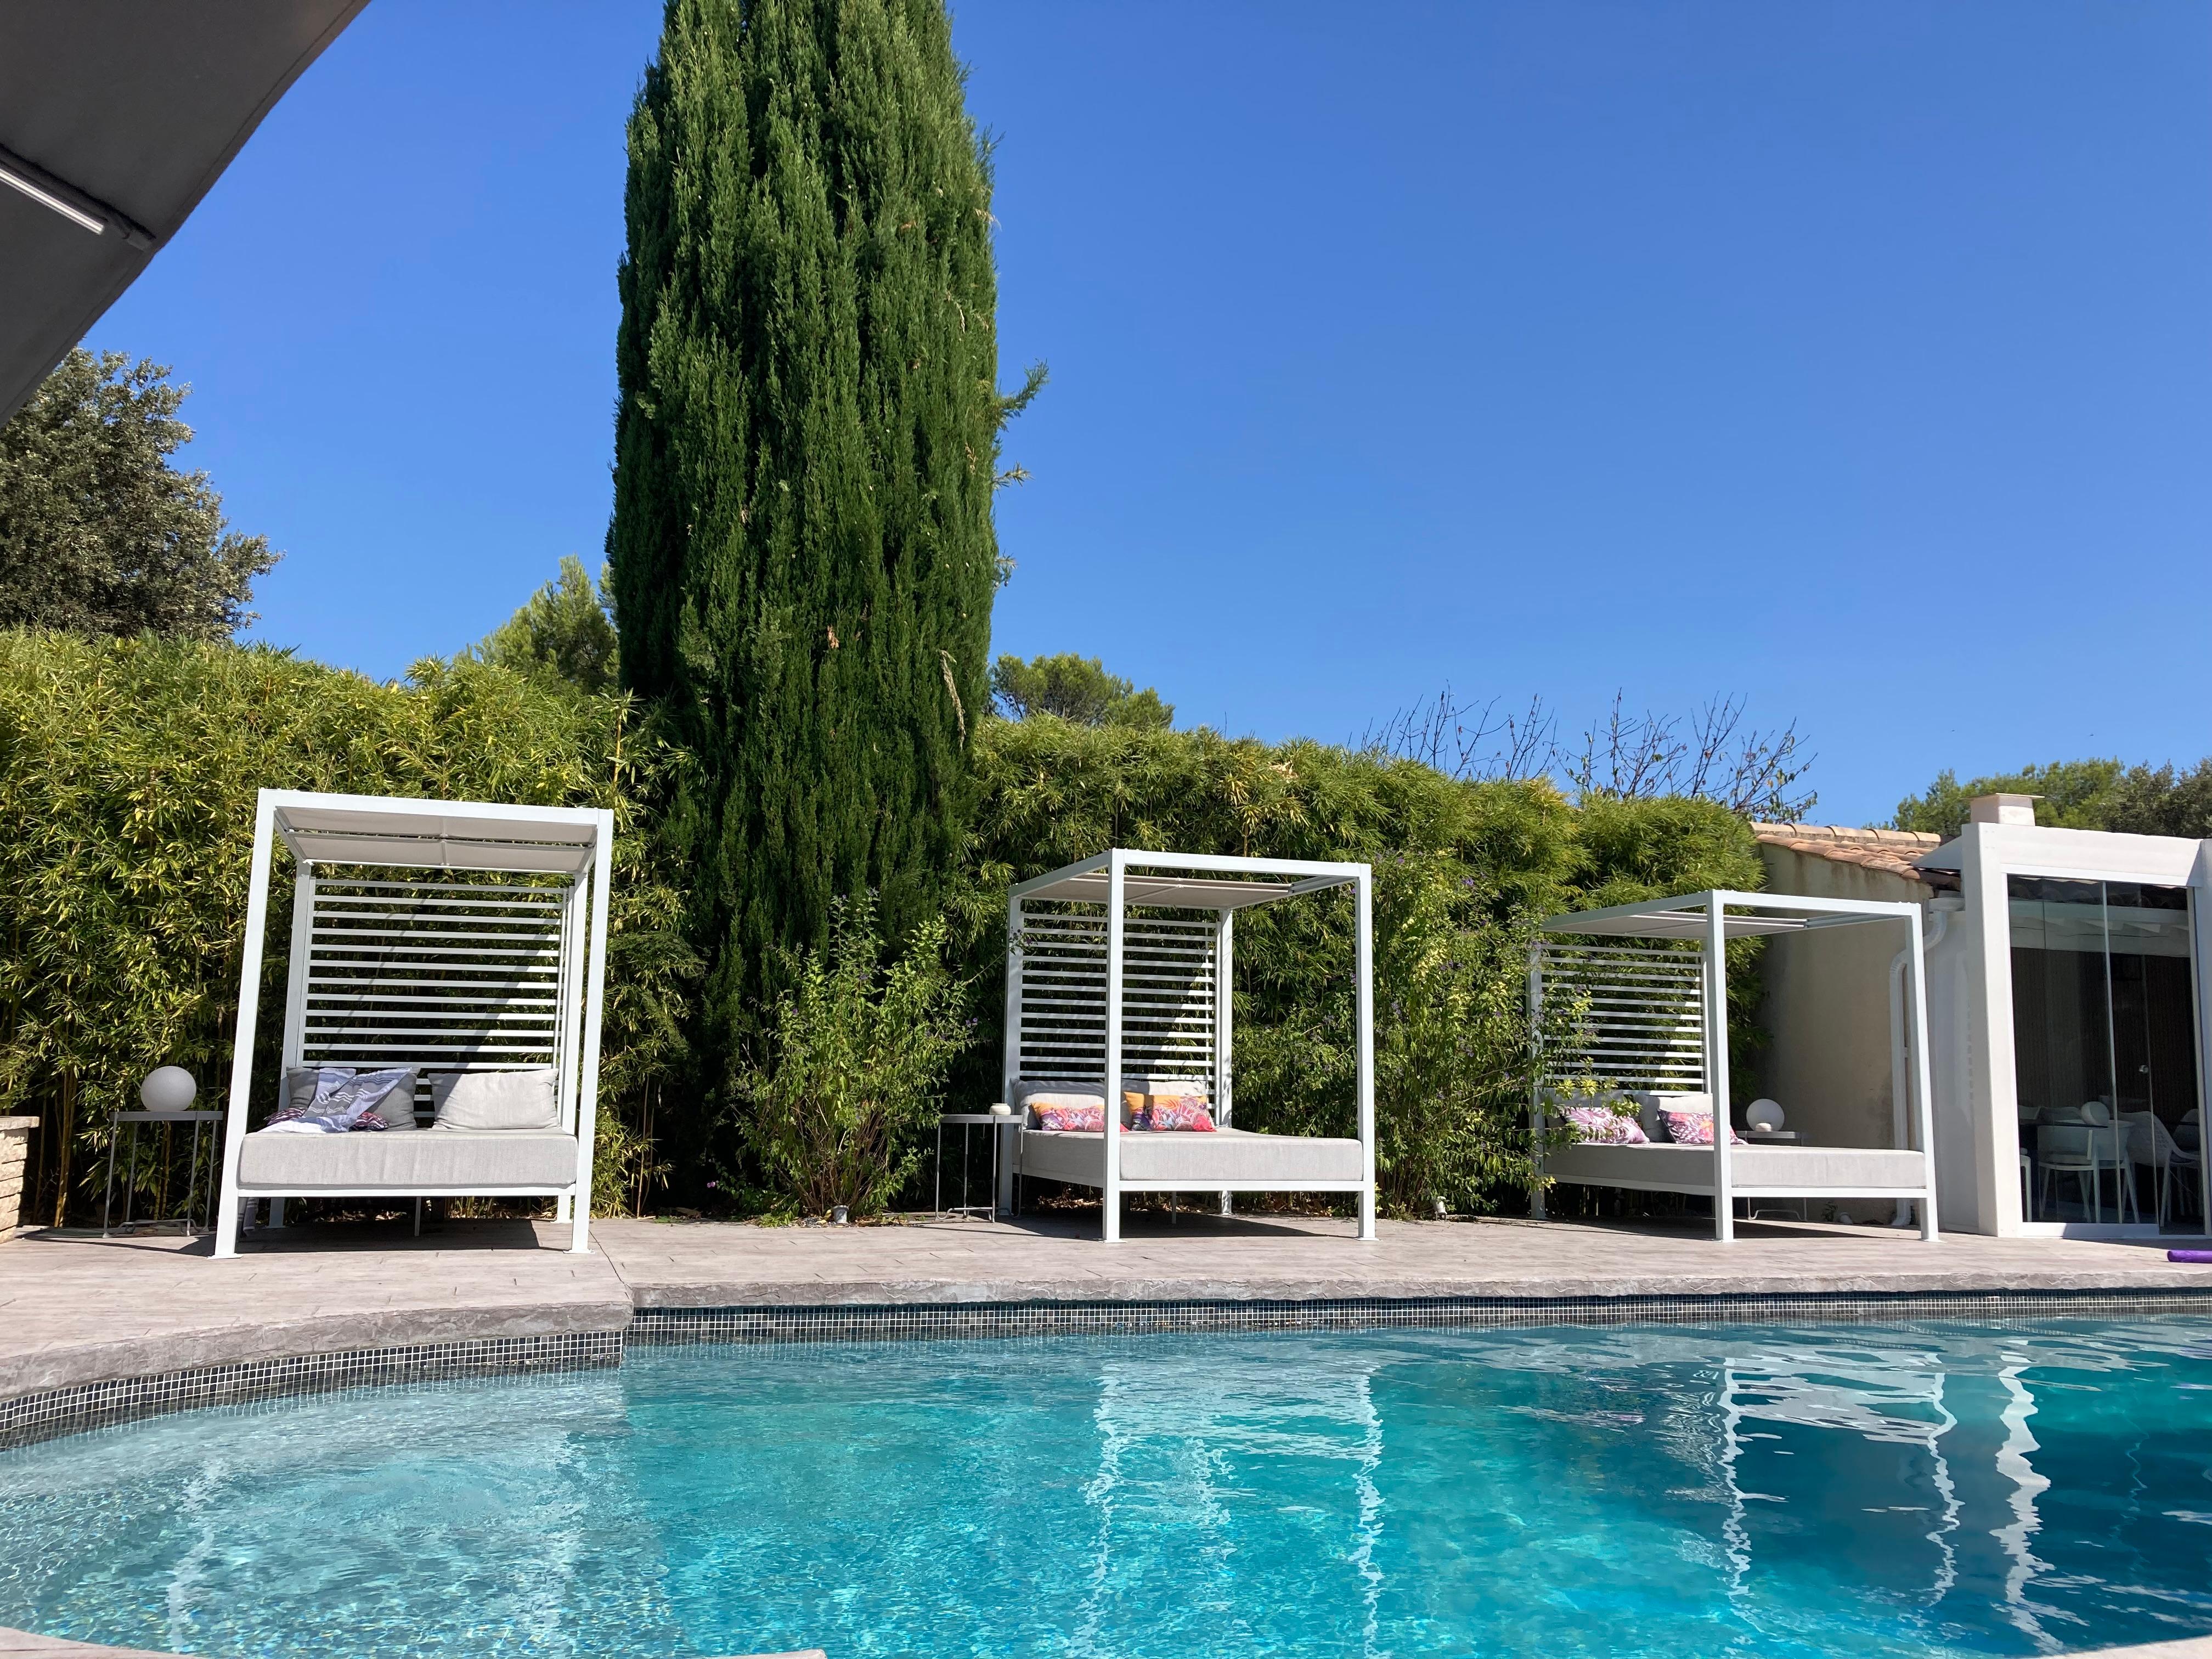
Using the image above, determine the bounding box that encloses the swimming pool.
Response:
[2,1319,2208,1658]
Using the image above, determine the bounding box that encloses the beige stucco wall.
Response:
[1754,848,1929,1153]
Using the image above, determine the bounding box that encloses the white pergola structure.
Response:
[213,790,614,1258]
[1531,889,1939,1242]
[1003,850,1376,1242]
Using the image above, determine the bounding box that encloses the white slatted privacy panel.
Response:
[1014,911,1217,1086]
[291,873,578,1124]
[1536,940,1706,1092]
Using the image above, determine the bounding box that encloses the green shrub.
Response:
[0,629,695,1225]
[733,895,968,1218]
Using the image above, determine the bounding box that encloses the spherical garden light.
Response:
[1745,1098,1785,1134]
[139,1066,198,1112]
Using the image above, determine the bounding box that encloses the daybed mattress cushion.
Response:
[1543,1141,1925,1192]
[1020,1126,1363,1187]
[237,1126,578,1190]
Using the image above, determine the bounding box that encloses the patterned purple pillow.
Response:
[1034,1102,1105,1132]
[1562,1105,1647,1145]
[1658,1109,1747,1147]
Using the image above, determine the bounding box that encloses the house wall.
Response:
[1930,822,2210,1237]
[1754,848,1929,1155]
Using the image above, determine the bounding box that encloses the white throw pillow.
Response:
[432,1068,560,1131]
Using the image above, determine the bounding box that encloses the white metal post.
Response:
[267,859,317,1232]
[569,812,613,1254]
[555,872,586,1224]
[999,898,1024,1216]
[279,865,315,1075]
[1216,908,1234,1216]
[1706,895,1734,1243]
[1905,912,1942,1240]
[1102,854,1126,1242]
[214,793,279,1259]
[2189,864,2211,1235]
[1527,941,1546,1222]
[1355,868,1376,1240]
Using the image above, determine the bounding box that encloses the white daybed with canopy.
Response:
[213,789,613,1258]
[1002,849,1376,1243]
[1531,889,1939,1243]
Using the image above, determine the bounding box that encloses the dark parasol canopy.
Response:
[0,0,368,422]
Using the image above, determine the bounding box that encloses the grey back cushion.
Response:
[283,1067,349,1113]
[432,1067,561,1132]
[368,1069,422,1130]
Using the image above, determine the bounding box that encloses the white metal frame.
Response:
[213,789,614,1258]
[1530,888,1940,1243]
[1002,849,1375,1243]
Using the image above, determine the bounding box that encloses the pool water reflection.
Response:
[2,1319,2209,1658]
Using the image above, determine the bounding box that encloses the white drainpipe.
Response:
[1890,892,1962,1226]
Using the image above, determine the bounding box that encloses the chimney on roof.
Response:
[1969,793,2038,826]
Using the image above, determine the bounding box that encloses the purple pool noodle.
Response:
[2168,1249,2212,1263]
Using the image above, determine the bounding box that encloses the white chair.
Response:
[2126,1111,2202,1230]
[2038,1102,2135,1224]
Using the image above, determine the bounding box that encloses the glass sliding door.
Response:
[2010,877,2204,1230]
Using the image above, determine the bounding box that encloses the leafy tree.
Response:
[990,651,1172,729]
[607,0,1039,1104]
[474,556,619,693]
[1887,758,2191,838]
[0,350,278,641]
[2103,759,2212,839]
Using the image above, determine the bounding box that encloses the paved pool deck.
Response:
[6,1210,2211,1405]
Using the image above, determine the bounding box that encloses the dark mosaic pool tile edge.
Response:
[8,1287,2210,1449]
[0,1331,622,1451]
[625,1287,2212,1346]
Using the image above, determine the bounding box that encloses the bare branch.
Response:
[1366,684,1816,819]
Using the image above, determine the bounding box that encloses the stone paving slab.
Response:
[0,1222,631,1401]
[7,1212,2212,1411]
[590,1211,2212,1309]
[0,1628,190,1659]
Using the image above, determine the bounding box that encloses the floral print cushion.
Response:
[1123,1092,1216,1132]
[1658,1108,1747,1147]
[1033,1102,1106,1132]
[1561,1105,1647,1145]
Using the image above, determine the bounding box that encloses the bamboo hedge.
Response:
[0,631,1766,1227]
[0,630,696,1227]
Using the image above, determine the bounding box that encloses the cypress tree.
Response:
[608,0,1032,1103]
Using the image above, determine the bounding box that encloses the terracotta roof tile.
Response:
[1751,822,1944,882]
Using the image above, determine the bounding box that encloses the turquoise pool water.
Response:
[3,1321,2210,1658]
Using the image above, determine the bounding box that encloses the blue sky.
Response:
[91,1,2211,826]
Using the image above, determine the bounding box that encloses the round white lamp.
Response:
[139,1066,198,1112]
[1745,1098,1785,1134]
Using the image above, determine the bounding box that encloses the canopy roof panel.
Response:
[1011,851,1364,911]
[271,792,605,876]
[1541,888,1921,941]
[1,1,367,422]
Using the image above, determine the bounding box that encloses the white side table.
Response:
[936,1113,1017,1220]
[104,1109,222,1237]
